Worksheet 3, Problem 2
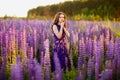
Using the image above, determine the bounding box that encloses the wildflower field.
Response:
[0,19,120,80]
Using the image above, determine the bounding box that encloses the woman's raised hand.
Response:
[60,22,65,28]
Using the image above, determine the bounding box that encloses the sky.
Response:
[0,0,70,17]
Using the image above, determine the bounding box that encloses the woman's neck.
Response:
[58,22,61,26]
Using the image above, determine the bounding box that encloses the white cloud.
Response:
[0,0,66,17]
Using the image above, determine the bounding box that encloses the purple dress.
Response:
[51,24,68,72]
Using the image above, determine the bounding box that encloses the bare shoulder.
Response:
[52,25,58,31]
[52,25,57,28]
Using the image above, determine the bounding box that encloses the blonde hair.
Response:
[51,12,67,29]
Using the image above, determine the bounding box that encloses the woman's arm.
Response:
[52,25,63,39]
[63,27,70,37]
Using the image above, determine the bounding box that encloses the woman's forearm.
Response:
[53,25,63,39]
[63,27,70,37]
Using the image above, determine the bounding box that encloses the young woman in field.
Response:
[51,12,70,72]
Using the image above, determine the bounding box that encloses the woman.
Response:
[51,12,70,72]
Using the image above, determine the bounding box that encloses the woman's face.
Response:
[58,14,65,23]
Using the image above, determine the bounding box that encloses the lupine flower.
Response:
[44,39,50,80]
[33,28,37,57]
[99,69,112,80]
[34,60,44,80]
[10,63,23,80]
[53,51,63,80]
[87,58,94,80]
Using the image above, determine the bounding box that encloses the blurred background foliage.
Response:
[26,0,120,21]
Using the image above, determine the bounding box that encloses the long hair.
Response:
[51,12,67,29]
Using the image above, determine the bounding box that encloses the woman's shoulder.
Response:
[52,24,57,29]
[52,24,57,27]
[52,25,58,31]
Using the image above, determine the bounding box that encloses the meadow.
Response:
[0,19,120,80]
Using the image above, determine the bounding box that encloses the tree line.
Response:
[27,0,120,21]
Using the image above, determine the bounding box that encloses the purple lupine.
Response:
[76,72,83,80]
[72,31,78,48]
[30,47,34,59]
[105,60,112,69]
[0,31,2,54]
[16,56,21,64]
[53,51,63,80]
[15,30,19,56]
[10,63,23,80]
[69,49,74,70]
[11,24,17,58]
[5,33,8,54]
[81,64,87,79]
[99,69,112,80]
[26,59,35,80]
[85,36,88,50]
[11,26,17,64]
[113,38,119,80]
[21,26,27,59]
[94,41,101,80]
[34,60,44,80]
[33,27,37,57]
[27,46,33,59]
[0,46,7,80]
[44,39,50,80]
[87,38,93,58]
[112,56,117,80]
[87,58,94,80]
[81,37,86,65]
[99,34,104,69]
[106,40,114,60]
[99,33,104,54]
[93,35,97,57]
[78,39,82,72]
[8,29,12,63]
[97,41,102,71]
[117,38,120,79]
[40,51,44,67]
[2,47,7,66]
[105,28,110,46]
[78,36,87,80]
[17,30,21,52]
[95,63,99,80]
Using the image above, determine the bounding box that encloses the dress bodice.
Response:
[52,24,66,41]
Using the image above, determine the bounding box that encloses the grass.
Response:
[63,69,78,80]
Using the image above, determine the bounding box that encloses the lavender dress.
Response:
[51,24,68,71]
